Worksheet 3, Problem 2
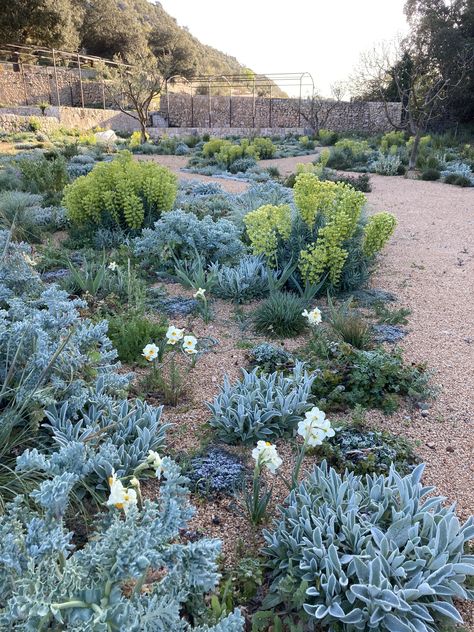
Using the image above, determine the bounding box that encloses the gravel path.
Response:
[136,152,321,191]
[363,175,474,629]
[363,174,474,516]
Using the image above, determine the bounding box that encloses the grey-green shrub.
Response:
[369,152,402,175]
[210,256,270,303]
[208,362,315,443]
[0,460,245,631]
[133,210,245,268]
[262,461,474,631]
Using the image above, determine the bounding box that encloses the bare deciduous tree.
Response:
[103,51,164,143]
[296,82,346,135]
[352,37,470,170]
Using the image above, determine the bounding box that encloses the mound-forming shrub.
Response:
[208,362,315,443]
[0,460,244,631]
[262,461,474,631]
[63,151,177,231]
[134,209,244,268]
[243,175,396,291]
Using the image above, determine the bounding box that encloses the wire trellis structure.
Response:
[0,44,316,127]
[165,72,315,127]
[0,43,131,109]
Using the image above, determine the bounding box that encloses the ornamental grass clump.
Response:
[63,151,177,231]
[262,461,474,632]
[208,361,316,443]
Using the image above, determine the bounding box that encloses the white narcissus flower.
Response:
[194,288,206,300]
[302,307,322,325]
[147,450,164,478]
[252,441,283,474]
[142,343,159,362]
[297,406,335,447]
[182,335,198,355]
[108,261,118,271]
[107,470,138,513]
[23,253,37,267]
[166,325,184,345]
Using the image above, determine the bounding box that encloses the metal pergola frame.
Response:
[0,44,316,128]
[0,43,131,108]
[164,72,315,128]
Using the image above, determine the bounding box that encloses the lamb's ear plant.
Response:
[208,362,316,443]
[262,461,474,632]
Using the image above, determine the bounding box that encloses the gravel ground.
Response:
[362,174,474,629]
[137,153,474,627]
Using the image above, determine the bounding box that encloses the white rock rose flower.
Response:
[108,261,118,271]
[297,406,335,446]
[166,325,184,345]
[147,450,164,477]
[252,440,282,474]
[182,335,198,354]
[107,470,138,513]
[302,307,322,325]
[194,288,206,300]
[142,343,159,362]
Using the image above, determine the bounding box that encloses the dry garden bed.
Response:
[0,126,473,631]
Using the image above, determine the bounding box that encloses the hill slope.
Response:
[0,0,285,95]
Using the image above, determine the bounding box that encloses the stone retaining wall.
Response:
[0,112,59,133]
[0,64,401,134]
[0,65,114,108]
[0,106,140,133]
[158,94,401,133]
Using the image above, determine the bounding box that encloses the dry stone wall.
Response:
[0,64,114,108]
[0,63,401,134]
[158,94,401,133]
[0,106,140,133]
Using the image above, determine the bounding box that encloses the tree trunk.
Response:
[408,127,422,170]
[139,115,148,144]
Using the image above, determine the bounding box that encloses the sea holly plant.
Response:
[262,461,474,632]
[0,459,245,631]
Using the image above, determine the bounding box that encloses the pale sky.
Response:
[159,0,409,97]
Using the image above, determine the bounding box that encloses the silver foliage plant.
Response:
[208,362,316,443]
[0,460,244,631]
[262,461,474,632]
[133,209,245,267]
[16,392,169,491]
[0,283,129,417]
[210,255,271,303]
